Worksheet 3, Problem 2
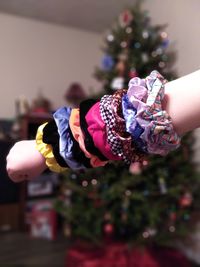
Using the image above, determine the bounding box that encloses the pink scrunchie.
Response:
[86,102,121,161]
[69,108,108,167]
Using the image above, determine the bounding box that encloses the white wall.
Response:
[0,13,102,118]
[143,0,200,167]
[1,1,200,119]
[143,3,200,262]
[144,0,200,76]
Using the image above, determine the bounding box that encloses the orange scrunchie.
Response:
[69,108,108,167]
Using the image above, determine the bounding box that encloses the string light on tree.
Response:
[141,53,149,63]
[111,77,124,90]
[169,225,176,233]
[82,180,88,187]
[126,27,132,34]
[142,30,149,39]
[55,3,199,246]
[107,34,114,42]
[91,179,98,185]
[120,41,128,48]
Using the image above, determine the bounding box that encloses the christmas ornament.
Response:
[122,197,130,211]
[64,198,71,207]
[129,68,138,79]
[142,30,149,39]
[141,53,149,63]
[134,42,141,49]
[151,51,158,58]
[145,227,157,237]
[111,77,124,90]
[125,190,131,197]
[169,211,177,221]
[158,177,167,194]
[162,54,168,61]
[64,188,72,197]
[156,47,163,55]
[102,55,114,71]
[116,61,126,76]
[161,39,169,49]
[121,212,128,222]
[87,191,97,199]
[142,160,149,167]
[91,179,98,185]
[104,223,114,235]
[183,213,190,221]
[143,190,149,196]
[159,61,166,68]
[63,223,71,237]
[119,10,133,28]
[104,212,112,221]
[118,51,128,61]
[179,192,193,208]
[129,162,142,175]
[142,231,149,239]
[71,173,77,179]
[169,225,176,233]
[94,198,104,208]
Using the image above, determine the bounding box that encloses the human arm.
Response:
[6,69,200,182]
[163,69,200,135]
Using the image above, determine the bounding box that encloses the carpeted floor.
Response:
[0,232,68,267]
[0,232,199,267]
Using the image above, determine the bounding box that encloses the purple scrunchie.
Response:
[123,70,181,156]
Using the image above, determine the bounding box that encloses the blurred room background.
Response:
[0,0,200,266]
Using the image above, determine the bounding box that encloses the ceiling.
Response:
[0,0,136,32]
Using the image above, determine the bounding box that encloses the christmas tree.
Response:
[55,2,200,246]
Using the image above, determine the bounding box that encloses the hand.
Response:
[6,140,47,182]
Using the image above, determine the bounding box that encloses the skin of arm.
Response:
[163,69,200,135]
[6,69,200,182]
[6,140,47,182]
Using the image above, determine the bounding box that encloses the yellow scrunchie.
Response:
[35,123,68,173]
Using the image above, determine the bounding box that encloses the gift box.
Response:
[65,241,191,267]
[30,201,57,240]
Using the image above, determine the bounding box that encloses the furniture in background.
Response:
[20,113,60,235]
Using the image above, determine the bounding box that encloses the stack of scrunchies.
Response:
[35,70,181,172]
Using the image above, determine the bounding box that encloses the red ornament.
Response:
[94,198,104,208]
[129,69,138,79]
[119,10,133,27]
[179,192,193,208]
[104,223,114,235]
[129,162,142,175]
[169,211,177,221]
